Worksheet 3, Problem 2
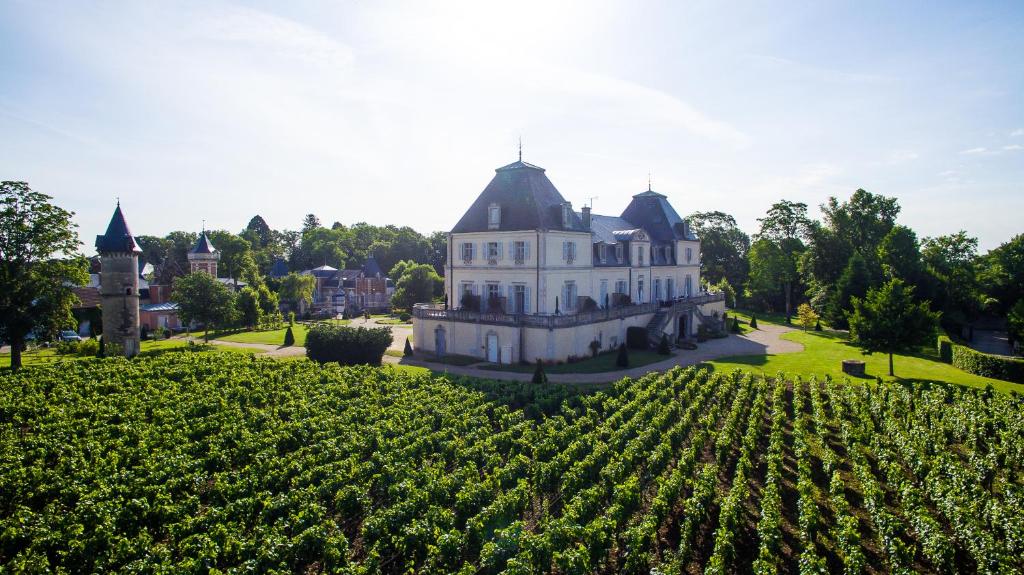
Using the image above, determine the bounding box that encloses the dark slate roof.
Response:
[361,256,383,278]
[270,258,290,278]
[190,231,217,254]
[589,214,640,244]
[95,204,142,254]
[140,302,180,312]
[451,160,587,233]
[620,189,697,242]
[308,264,338,279]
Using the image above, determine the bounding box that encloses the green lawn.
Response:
[1,338,257,370]
[210,320,350,347]
[479,349,673,374]
[709,313,1019,393]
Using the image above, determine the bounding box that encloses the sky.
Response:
[1,0,1022,254]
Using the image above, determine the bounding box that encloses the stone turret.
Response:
[95,202,142,357]
[188,231,219,276]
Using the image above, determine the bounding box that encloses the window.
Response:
[562,203,572,228]
[485,283,501,312]
[488,204,501,229]
[598,244,607,263]
[461,242,474,262]
[486,241,500,260]
[637,246,644,266]
[562,281,577,312]
[685,275,693,297]
[600,279,608,307]
[686,247,693,263]
[667,278,675,300]
[654,278,662,301]
[638,276,645,303]
[616,243,624,262]
[563,241,576,263]
[615,280,627,295]
[513,241,527,263]
[511,284,527,314]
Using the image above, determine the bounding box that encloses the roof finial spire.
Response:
[116,196,120,207]
[648,171,652,192]
[202,219,206,233]
[518,136,522,162]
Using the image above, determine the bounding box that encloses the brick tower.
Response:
[188,230,219,276]
[95,202,142,357]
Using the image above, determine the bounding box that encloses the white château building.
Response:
[413,158,725,364]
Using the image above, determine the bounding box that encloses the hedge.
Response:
[306,324,393,366]
[939,334,1024,384]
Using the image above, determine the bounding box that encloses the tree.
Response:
[283,325,295,346]
[1008,300,1024,347]
[658,333,671,355]
[746,239,792,313]
[392,264,442,310]
[978,233,1024,315]
[922,231,981,322]
[236,286,263,329]
[796,303,819,331]
[827,252,872,329]
[878,225,921,283]
[756,200,810,318]
[687,211,750,288]
[302,214,321,233]
[173,271,237,342]
[279,272,315,310]
[403,337,413,356]
[245,215,273,247]
[749,315,758,329]
[0,182,89,371]
[848,278,939,376]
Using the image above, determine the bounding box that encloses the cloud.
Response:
[1011,128,1024,137]
[1003,144,1023,151]
[960,147,988,155]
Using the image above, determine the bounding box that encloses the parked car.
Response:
[60,330,83,342]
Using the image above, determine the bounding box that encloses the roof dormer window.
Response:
[488,203,501,229]
[562,203,572,228]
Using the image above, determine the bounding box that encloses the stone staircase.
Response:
[646,309,671,348]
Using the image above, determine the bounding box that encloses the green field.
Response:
[711,311,1017,392]
[211,320,351,347]
[2,355,1021,573]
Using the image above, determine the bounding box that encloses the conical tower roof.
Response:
[95,203,142,254]
[190,231,217,255]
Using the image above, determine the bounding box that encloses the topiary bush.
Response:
[305,324,392,366]
[626,326,648,350]
[730,317,741,333]
[283,326,295,347]
[399,312,412,322]
[815,319,822,331]
[532,359,547,384]
[749,315,758,329]
[657,333,671,355]
[937,335,953,363]
[403,337,413,356]
[616,343,629,368]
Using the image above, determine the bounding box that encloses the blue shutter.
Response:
[525,241,530,260]
[508,241,514,260]
[524,287,531,314]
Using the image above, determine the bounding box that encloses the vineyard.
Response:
[2,355,1023,573]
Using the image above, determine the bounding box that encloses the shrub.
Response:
[55,340,79,355]
[730,317,741,333]
[950,341,1024,384]
[815,319,822,331]
[626,326,648,350]
[749,315,758,329]
[404,337,413,356]
[288,311,296,326]
[306,324,393,366]
[937,335,953,363]
[97,336,105,358]
[589,340,600,358]
[616,343,629,368]
[532,359,547,384]
[657,333,671,355]
[77,338,99,356]
[283,326,295,347]
[399,312,412,322]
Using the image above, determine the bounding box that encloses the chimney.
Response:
[582,205,591,229]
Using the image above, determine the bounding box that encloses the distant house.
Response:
[298,256,395,317]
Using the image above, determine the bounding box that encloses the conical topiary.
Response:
[731,317,741,333]
[403,337,413,356]
[616,343,629,368]
[96,336,105,358]
[815,319,822,331]
[657,333,671,355]
[283,326,295,346]
[532,359,547,384]
[749,315,758,329]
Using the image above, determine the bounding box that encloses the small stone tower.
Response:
[188,231,219,276]
[95,202,142,357]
